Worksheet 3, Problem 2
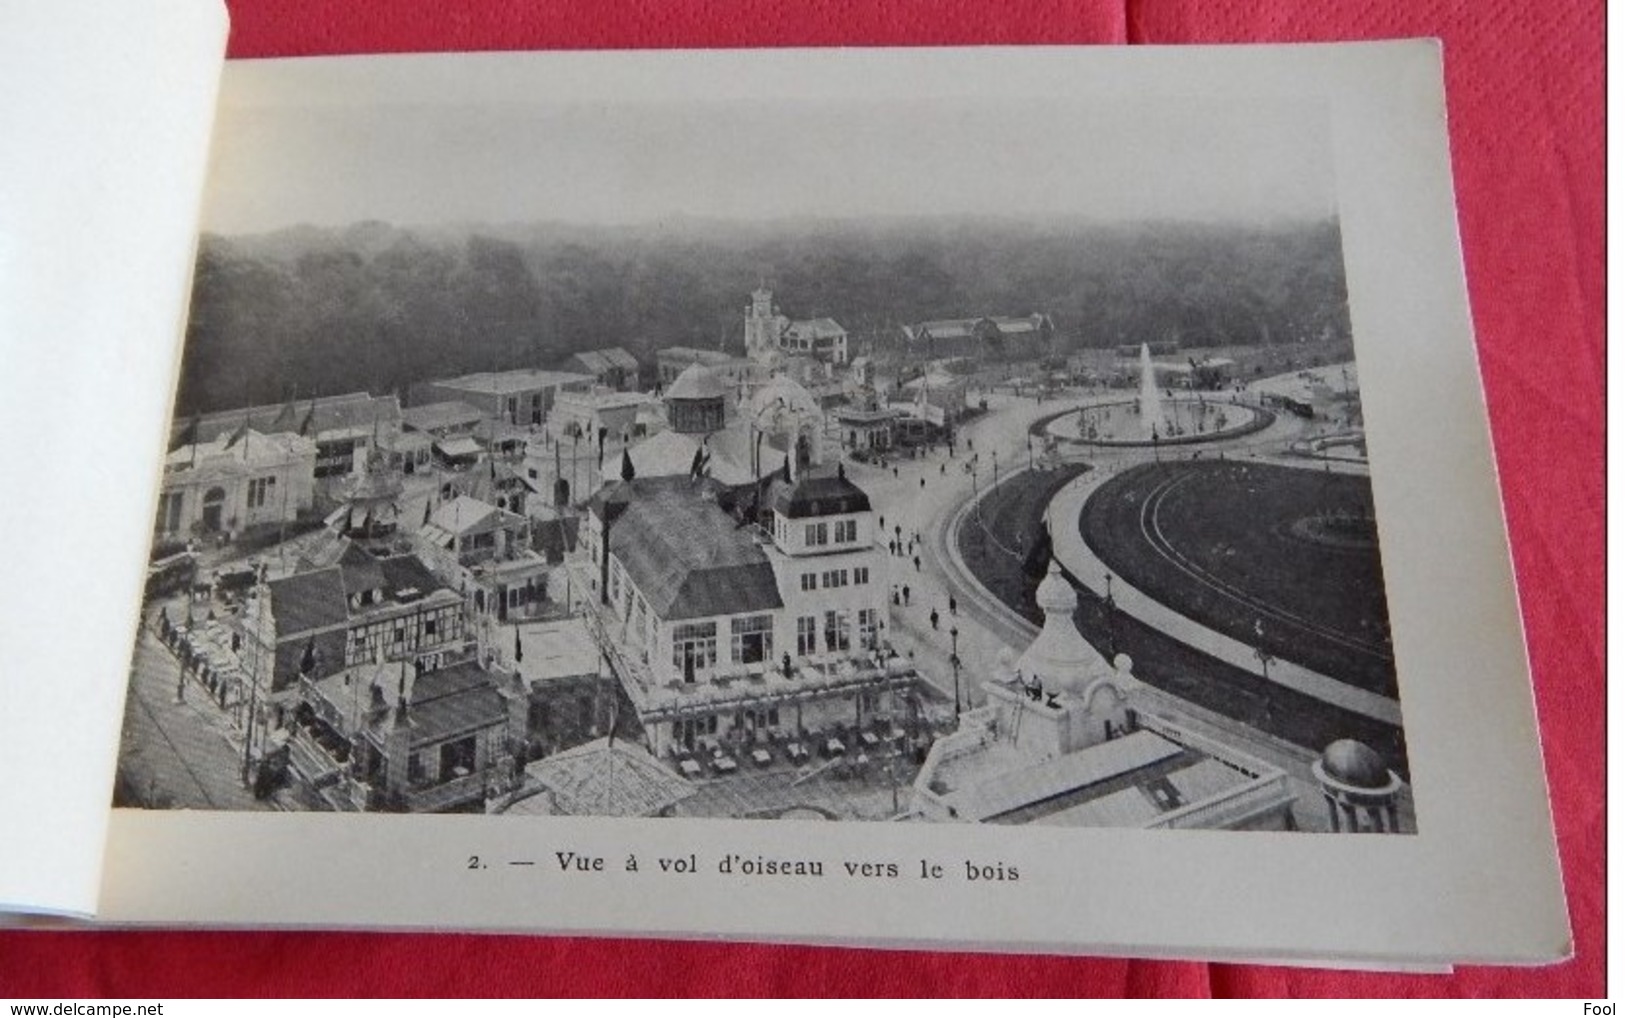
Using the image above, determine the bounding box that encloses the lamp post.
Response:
[971,460,981,527]
[1252,619,1275,724]
[1103,573,1117,657]
[949,626,962,721]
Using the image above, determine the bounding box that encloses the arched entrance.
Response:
[201,487,226,532]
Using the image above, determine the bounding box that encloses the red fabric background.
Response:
[1,0,1601,998]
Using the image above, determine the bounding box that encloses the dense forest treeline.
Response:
[176,216,1352,415]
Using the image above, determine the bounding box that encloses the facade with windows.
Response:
[299,659,528,813]
[588,467,919,761]
[171,392,399,484]
[743,288,849,365]
[264,546,467,698]
[156,429,317,540]
[410,369,594,427]
[417,495,554,623]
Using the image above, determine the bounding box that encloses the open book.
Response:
[0,0,1571,968]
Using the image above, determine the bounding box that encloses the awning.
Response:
[435,436,483,459]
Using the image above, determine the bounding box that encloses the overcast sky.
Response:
[201,95,1337,234]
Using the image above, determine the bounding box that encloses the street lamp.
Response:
[1103,573,1117,657]
[1252,618,1276,722]
[971,461,981,527]
[949,626,962,721]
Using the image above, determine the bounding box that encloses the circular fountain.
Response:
[1041,343,1273,448]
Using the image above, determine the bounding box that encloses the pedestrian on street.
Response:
[929,608,940,631]
[920,477,926,489]
[913,554,921,572]
[949,595,957,616]
[903,585,911,605]
[891,586,900,606]
[940,463,946,475]
[893,466,900,479]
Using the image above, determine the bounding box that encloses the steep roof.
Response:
[906,314,1051,343]
[428,495,511,537]
[429,368,593,396]
[783,317,847,341]
[178,393,400,446]
[627,430,754,487]
[608,489,782,621]
[766,467,872,519]
[164,430,316,479]
[401,401,485,433]
[514,738,695,817]
[656,346,747,368]
[666,362,726,401]
[566,347,639,373]
[267,568,349,637]
[268,552,451,639]
[394,661,509,748]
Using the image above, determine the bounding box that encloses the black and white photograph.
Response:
[115,60,1412,836]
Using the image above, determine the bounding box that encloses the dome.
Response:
[667,362,725,401]
[1319,740,1392,790]
[747,372,823,429]
[1013,560,1113,695]
[1034,559,1077,613]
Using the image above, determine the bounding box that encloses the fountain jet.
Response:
[1138,343,1163,439]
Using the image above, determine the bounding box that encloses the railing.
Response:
[1142,771,1294,830]
[406,769,490,812]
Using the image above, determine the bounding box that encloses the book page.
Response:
[0,0,227,916]
[94,42,1567,964]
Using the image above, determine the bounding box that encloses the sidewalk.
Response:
[1044,468,1403,726]
[117,626,273,811]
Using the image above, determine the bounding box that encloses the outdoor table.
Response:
[751,748,772,767]
[712,755,738,774]
[826,738,845,757]
[679,759,702,778]
[887,727,907,742]
[786,742,807,763]
[860,732,880,748]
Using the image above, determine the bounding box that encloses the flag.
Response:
[271,394,297,431]
[170,413,200,453]
[222,414,250,451]
[688,445,705,480]
[297,401,316,437]
[620,449,636,482]
[514,627,523,664]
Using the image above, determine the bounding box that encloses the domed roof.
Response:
[1319,739,1392,790]
[1034,559,1078,613]
[667,362,725,401]
[1014,560,1113,695]
[747,372,823,429]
